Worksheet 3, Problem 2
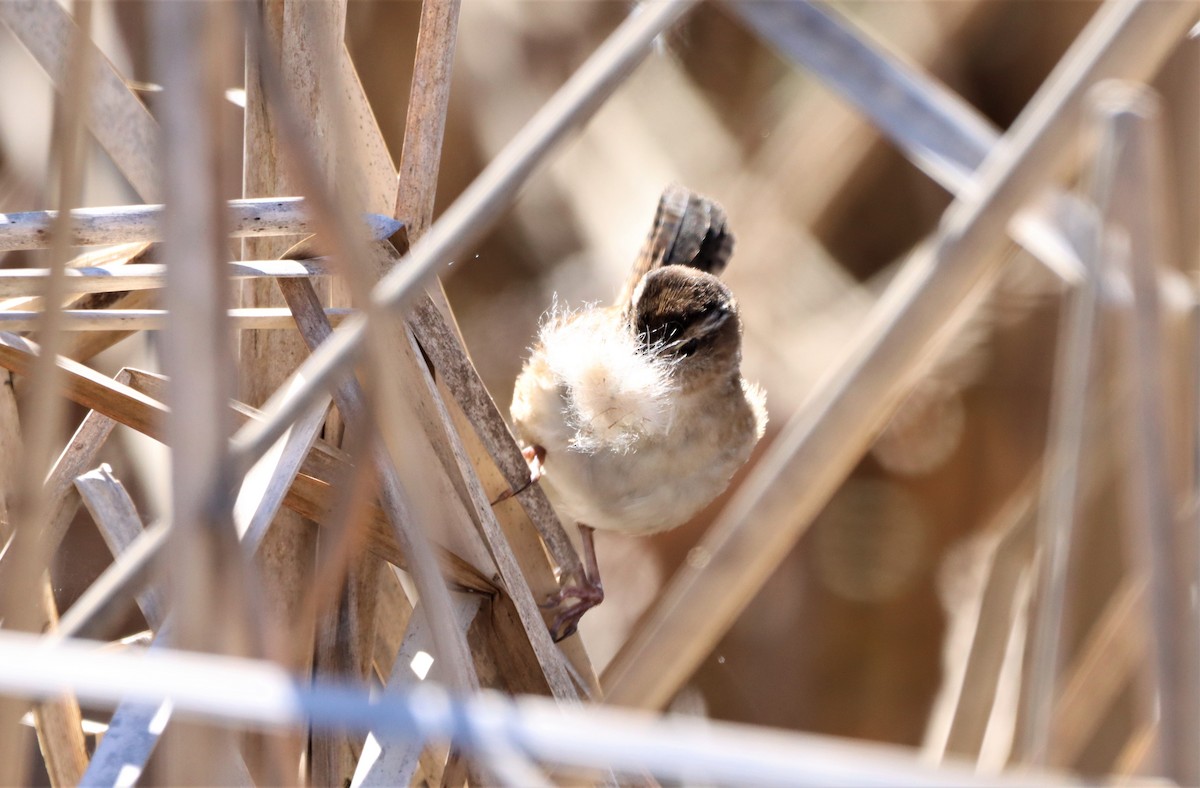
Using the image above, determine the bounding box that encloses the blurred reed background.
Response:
[0,0,1197,785]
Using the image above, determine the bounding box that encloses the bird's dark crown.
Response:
[630,266,741,385]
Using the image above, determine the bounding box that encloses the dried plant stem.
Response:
[0,338,496,595]
[1019,201,1102,764]
[601,0,1196,711]
[394,0,460,239]
[0,199,401,252]
[0,629,1080,787]
[0,1,92,780]
[31,580,88,788]
[153,3,252,781]
[0,258,336,298]
[0,308,354,332]
[935,472,1038,761]
[725,0,993,195]
[390,0,584,608]
[357,596,483,787]
[1096,81,1197,783]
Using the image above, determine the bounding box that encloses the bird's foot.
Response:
[522,444,546,485]
[541,570,605,642]
[491,445,547,505]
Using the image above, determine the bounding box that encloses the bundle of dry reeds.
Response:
[0,0,1197,784]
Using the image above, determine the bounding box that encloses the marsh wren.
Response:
[510,186,767,638]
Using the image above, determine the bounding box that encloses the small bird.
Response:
[510,186,767,638]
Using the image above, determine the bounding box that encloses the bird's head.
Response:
[630,265,742,391]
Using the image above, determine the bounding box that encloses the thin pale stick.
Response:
[937,473,1038,760]
[241,16,347,780]
[2,381,88,788]
[393,0,461,239]
[0,307,354,331]
[0,2,93,779]
[0,259,335,298]
[275,278,477,627]
[340,243,582,700]
[725,0,992,195]
[371,566,416,684]
[722,0,1089,285]
[1096,81,1196,783]
[54,519,169,641]
[1020,194,1103,763]
[75,478,250,786]
[0,199,402,252]
[73,464,176,785]
[0,629,1079,788]
[389,0,582,607]
[154,3,251,780]
[1,244,155,372]
[601,0,1197,711]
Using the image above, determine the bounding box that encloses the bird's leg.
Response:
[542,524,604,641]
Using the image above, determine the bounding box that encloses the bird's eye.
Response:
[678,338,700,357]
[661,321,684,342]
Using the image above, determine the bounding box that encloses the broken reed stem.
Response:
[230,0,697,474]
[600,0,1197,711]
[0,198,402,252]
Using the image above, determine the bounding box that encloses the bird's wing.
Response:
[615,184,735,313]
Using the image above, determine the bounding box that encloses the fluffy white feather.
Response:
[537,304,678,454]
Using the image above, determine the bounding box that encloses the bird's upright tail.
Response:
[616,184,735,313]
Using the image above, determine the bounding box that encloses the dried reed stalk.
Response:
[0,258,335,297]
[1019,191,1103,763]
[0,1,93,780]
[726,0,993,195]
[0,628,1081,787]
[0,199,400,252]
[0,308,354,331]
[153,1,250,781]
[1096,80,1197,783]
